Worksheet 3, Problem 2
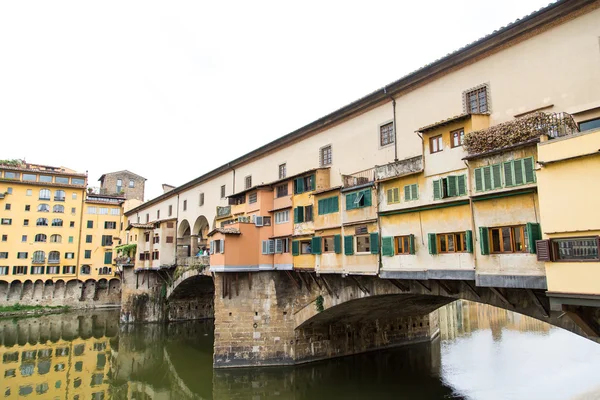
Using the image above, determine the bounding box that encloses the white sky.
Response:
[0,0,551,200]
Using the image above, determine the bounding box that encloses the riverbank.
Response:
[0,304,71,318]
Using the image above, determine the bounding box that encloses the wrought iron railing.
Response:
[342,167,375,189]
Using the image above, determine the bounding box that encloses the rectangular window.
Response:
[5,171,18,179]
[87,207,97,214]
[25,205,30,211]
[87,221,93,229]
[300,240,312,254]
[129,179,135,188]
[86,235,92,243]
[386,188,400,204]
[278,164,287,179]
[465,86,488,113]
[146,214,149,223]
[276,184,288,198]
[249,193,257,204]
[183,200,187,211]
[157,210,160,219]
[39,175,52,183]
[22,235,27,242]
[17,252,27,259]
[263,216,272,226]
[65,252,74,259]
[31,266,44,275]
[168,205,173,216]
[346,189,372,210]
[552,237,599,261]
[489,225,528,253]
[404,184,419,201]
[68,236,73,243]
[1,218,12,225]
[99,208,108,215]
[245,175,252,189]
[63,266,75,274]
[320,145,332,166]
[323,236,335,253]
[109,208,119,216]
[153,235,160,244]
[70,221,75,228]
[451,128,464,148]
[116,179,122,193]
[72,178,85,185]
[166,236,174,244]
[101,235,113,246]
[199,193,204,206]
[1,235,6,242]
[14,266,26,274]
[430,135,443,153]
[72,193,77,200]
[84,250,91,259]
[275,210,290,224]
[221,185,226,199]
[380,122,394,146]
[356,236,371,253]
[0,267,8,275]
[104,221,116,229]
[145,232,150,242]
[26,189,32,196]
[318,196,339,215]
[5,204,11,210]
[433,175,467,200]
[23,173,36,181]
[55,176,69,184]
[46,266,59,274]
[437,232,467,253]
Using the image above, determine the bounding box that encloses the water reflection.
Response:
[2,302,600,399]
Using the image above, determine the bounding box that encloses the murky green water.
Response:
[2,302,600,399]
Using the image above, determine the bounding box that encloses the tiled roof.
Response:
[417,113,474,133]
[126,223,155,230]
[207,228,241,237]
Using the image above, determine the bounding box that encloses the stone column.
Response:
[190,235,199,257]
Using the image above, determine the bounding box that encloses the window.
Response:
[278,163,287,179]
[275,210,290,224]
[386,188,400,204]
[99,207,108,215]
[54,190,65,201]
[14,266,26,274]
[318,196,339,214]
[81,265,91,275]
[292,174,314,194]
[199,193,204,206]
[72,193,77,199]
[249,193,257,204]
[48,251,60,263]
[116,179,122,193]
[168,205,173,216]
[129,179,135,188]
[146,214,149,223]
[17,252,28,259]
[220,185,226,199]
[104,251,112,264]
[487,226,528,253]
[21,235,27,242]
[157,210,160,219]
[110,208,119,216]
[300,240,312,254]
[39,189,51,200]
[4,204,10,210]
[72,178,85,185]
[5,171,18,179]
[65,252,74,259]
[275,238,290,253]
[323,236,335,253]
[183,200,187,211]
[53,205,64,213]
[51,219,63,227]
[38,204,50,212]
[104,221,116,229]
[70,221,75,228]
[433,175,467,200]
[145,232,150,242]
[404,184,419,201]
[435,232,468,254]
[211,239,224,254]
[101,235,113,246]
[40,175,52,183]
[153,235,160,244]
[84,250,91,259]
[380,122,394,146]
[320,145,332,166]
[346,189,372,210]
[87,207,97,214]
[68,236,73,243]
[50,234,62,243]
[293,205,313,223]
[63,266,75,274]
[451,128,464,148]
[55,177,69,184]
[276,184,288,198]
[245,175,252,189]
[430,135,443,153]
[465,85,488,113]
[261,240,275,255]
[0,252,7,259]
[25,205,30,211]
[1,235,5,242]
[36,218,48,226]
[166,236,174,243]
[0,267,7,276]
[474,157,535,192]
[32,251,45,263]
[1,218,12,225]
[547,237,599,261]
[46,266,59,275]
[167,222,174,228]
[31,266,44,275]
[356,236,371,253]
[25,189,31,196]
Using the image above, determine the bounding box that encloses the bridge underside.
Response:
[168,275,214,321]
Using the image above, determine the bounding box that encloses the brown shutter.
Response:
[535,240,552,261]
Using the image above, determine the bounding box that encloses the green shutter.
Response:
[433,180,441,200]
[370,232,379,254]
[311,236,321,255]
[292,240,300,256]
[523,157,536,183]
[404,185,411,201]
[363,189,372,207]
[318,199,325,215]
[382,237,394,256]
[428,233,437,255]
[332,197,339,213]
[293,207,299,223]
[457,175,466,196]
[474,168,483,192]
[409,234,415,255]
[483,166,492,191]
[12,266,15,275]
[503,161,514,187]
[346,193,356,210]
[514,159,524,185]
[447,176,457,197]
[387,189,393,204]
[334,234,342,254]
[294,206,304,223]
[393,188,399,203]
[344,235,354,255]
[411,184,418,200]
[104,252,112,264]
[479,227,489,255]
[465,230,473,253]
[492,164,502,189]
[310,175,316,191]
[526,222,542,254]
[295,178,304,194]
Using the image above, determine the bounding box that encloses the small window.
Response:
[404,184,419,201]
[26,189,32,196]
[552,237,599,261]
[168,205,173,216]
[451,128,464,148]
[54,190,65,201]
[304,205,313,222]
[465,85,488,113]
[5,172,18,179]
[17,252,28,258]
[199,193,204,206]
[39,175,52,183]
[245,175,252,190]
[71,178,85,185]
[220,185,226,199]
[129,179,135,188]
[438,232,467,253]
[320,145,332,166]
[4,204,10,210]
[23,219,29,226]
[183,200,187,211]
[24,174,37,181]
[1,218,12,225]
[166,236,174,243]
[323,236,335,253]
[37,218,48,226]
[278,164,287,179]
[38,204,50,212]
[380,122,394,147]
[276,184,288,198]
[249,193,257,204]
[386,188,400,204]
[53,205,64,213]
[21,235,27,242]
[84,250,91,259]
[146,214,149,223]
[72,193,77,199]
[104,221,117,229]
[275,210,290,224]
[579,117,600,132]
[489,225,528,253]
[300,240,312,254]
[1,234,6,242]
[430,135,443,153]
[51,218,63,227]
[25,205,30,211]
[263,216,271,226]
[69,221,75,228]
[87,206,97,214]
[356,236,371,253]
[116,179,123,193]
[157,210,160,219]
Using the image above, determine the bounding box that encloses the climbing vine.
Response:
[315,295,324,313]
[115,243,137,255]
[0,159,24,167]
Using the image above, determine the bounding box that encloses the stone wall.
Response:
[100,171,145,201]
[120,266,166,323]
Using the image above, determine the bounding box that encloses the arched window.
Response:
[36,218,48,226]
[50,234,62,243]
[54,190,66,201]
[48,251,60,263]
[38,204,50,212]
[99,267,112,275]
[81,265,91,275]
[32,251,46,263]
[51,219,63,227]
[39,189,51,200]
[34,234,47,242]
[53,205,64,213]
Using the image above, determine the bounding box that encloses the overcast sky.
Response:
[0,0,551,200]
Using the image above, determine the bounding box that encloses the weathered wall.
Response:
[119,266,166,324]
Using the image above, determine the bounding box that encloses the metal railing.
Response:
[342,167,375,189]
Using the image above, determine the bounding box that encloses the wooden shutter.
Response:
[346,193,355,210]
[12,266,16,275]
[261,240,268,255]
[382,237,394,256]
[465,230,473,253]
[318,199,325,215]
[411,184,418,200]
[220,240,225,254]
[523,157,536,183]
[311,236,321,255]
[393,188,400,203]
[514,159,524,185]
[292,241,299,256]
[474,168,483,192]
[409,234,415,255]
[370,232,379,254]
[404,185,411,201]
[344,235,354,255]
[483,166,492,191]
[526,222,542,254]
[310,175,316,191]
[332,197,339,213]
[446,176,457,197]
[433,180,441,200]
[104,252,112,264]
[457,175,466,196]
[294,206,304,223]
[334,234,342,254]
[536,240,552,261]
[295,178,304,194]
[275,239,283,254]
[492,164,502,189]
[503,161,514,186]
[479,227,489,255]
[428,233,437,255]
[363,189,372,207]
[387,189,393,204]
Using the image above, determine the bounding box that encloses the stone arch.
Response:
[81,279,96,302]
[42,280,54,300]
[0,281,8,301]
[21,280,34,300]
[32,279,44,301]
[95,279,109,302]
[65,279,82,303]
[166,270,214,321]
[53,279,65,300]
[178,219,191,237]
[178,219,192,258]
[192,215,210,256]
[7,280,22,302]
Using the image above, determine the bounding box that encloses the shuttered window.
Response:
[404,184,418,201]
[428,233,437,255]
[433,175,466,200]
[311,237,322,254]
[294,175,315,194]
[344,235,354,255]
[104,252,112,264]
[293,206,304,223]
[382,236,394,256]
[318,196,339,215]
[292,241,300,256]
[386,188,400,204]
[334,235,342,254]
[475,158,535,192]
[395,235,415,255]
[346,189,372,210]
[370,232,379,254]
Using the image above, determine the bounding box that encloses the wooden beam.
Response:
[320,275,338,299]
[351,276,370,295]
[309,273,322,290]
[526,289,549,318]
[414,280,431,293]
[388,279,409,292]
[461,280,481,300]
[437,280,456,296]
[297,272,310,292]
[285,270,301,290]
[563,306,600,337]
[489,287,513,308]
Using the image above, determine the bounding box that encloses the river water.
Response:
[1,301,600,400]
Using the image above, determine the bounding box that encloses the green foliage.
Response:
[464,112,578,155]
[315,295,324,313]
[0,159,24,167]
[0,304,70,313]
[115,243,137,255]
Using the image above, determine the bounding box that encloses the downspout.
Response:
[229,163,235,194]
[175,194,179,266]
[383,86,398,162]
[464,160,478,272]
[75,185,86,280]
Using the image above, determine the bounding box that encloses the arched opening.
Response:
[167,275,215,321]
[192,215,210,254]
[178,219,192,258]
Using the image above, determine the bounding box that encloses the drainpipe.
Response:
[383,86,398,162]
[229,163,235,194]
[175,194,179,266]
[75,184,86,279]
[464,160,478,272]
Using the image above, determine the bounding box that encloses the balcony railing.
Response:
[54,196,65,202]
[48,258,60,264]
[342,167,375,189]
[114,256,134,266]
[31,257,45,264]
[181,256,210,267]
[375,156,423,181]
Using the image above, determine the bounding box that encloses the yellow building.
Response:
[537,126,600,310]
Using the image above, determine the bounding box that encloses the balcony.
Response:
[114,256,134,266]
[31,257,45,264]
[375,156,423,181]
[342,167,375,189]
[464,112,579,156]
[54,196,65,202]
[181,256,210,267]
[48,258,60,264]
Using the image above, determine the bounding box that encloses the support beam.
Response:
[285,270,301,290]
[309,273,322,290]
[297,272,310,292]
[436,280,456,296]
[414,280,431,293]
[462,280,481,300]
[350,276,370,295]
[563,306,600,338]
[320,275,338,299]
[489,287,513,308]
[388,279,409,292]
[527,289,549,318]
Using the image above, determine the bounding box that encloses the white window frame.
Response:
[275,210,290,224]
[355,235,371,254]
